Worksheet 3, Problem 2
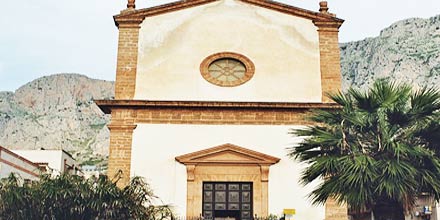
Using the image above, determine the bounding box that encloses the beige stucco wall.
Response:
[131,124,324,220]
[135,0,322,103]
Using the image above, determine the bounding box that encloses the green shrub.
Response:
[0,173,173,220]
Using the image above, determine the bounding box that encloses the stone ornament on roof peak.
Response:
[127,0,135,9]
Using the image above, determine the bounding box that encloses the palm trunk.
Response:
[372,200,405,220]
[350,212,372,220]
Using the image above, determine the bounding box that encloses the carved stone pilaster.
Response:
[186,164,196,181]
[260,165,270,182]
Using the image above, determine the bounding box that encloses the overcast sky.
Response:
[0,0,439,92]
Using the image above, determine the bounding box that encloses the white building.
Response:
[81,163,107,178]
[97,0,347,219]
[12,149,79,175]
[0,146,43,181]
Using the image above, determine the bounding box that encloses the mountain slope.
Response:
[340,15,440,90]
[0,15,439,164]
[0,74,114,163]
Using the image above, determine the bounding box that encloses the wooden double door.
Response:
[202,182,253,220]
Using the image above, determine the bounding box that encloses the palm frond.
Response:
[288,79,440,216]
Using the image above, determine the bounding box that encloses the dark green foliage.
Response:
[288,80,440,219]
[0,174,173,220]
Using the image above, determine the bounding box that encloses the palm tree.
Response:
[288,80,440,220]
[0,173,173,220]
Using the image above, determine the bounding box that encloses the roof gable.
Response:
[114,0,343,27]
[175,143,280,165]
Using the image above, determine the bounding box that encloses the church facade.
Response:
[97,0,346,219]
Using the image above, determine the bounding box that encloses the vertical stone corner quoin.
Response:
[325,198,349,220]
[313,18,344,103]
[106,123,137,187]
[113,14,143,100]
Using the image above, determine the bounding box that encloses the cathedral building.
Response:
[96,0,346,219]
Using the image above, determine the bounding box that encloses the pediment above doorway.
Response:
[176,143,279,217]
[175,143,280,165]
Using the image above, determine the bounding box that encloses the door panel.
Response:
[203,182,253,220]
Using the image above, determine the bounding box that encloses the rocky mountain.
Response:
[341,15,440,90]
[0,74,114,164]
[0,15,439,165]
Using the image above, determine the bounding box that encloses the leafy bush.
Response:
[0,173,173,220]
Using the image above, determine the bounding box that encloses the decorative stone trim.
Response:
[96,100,341,114]
[96,101,341,126]
[186,165,196,181]
[107,124,137,131]
[109,108,308,126]
[200,52,255,87]
[175,143,279,217]
[114,16,144,28]
[127,0,135,9]
[175,143,280,165]
[113,0,343,27]
[260,165,270,182]
[313,21,343,31]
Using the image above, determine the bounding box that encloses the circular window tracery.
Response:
[200,52,255,87]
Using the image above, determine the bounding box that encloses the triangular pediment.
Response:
[175,143,280,165]
[114,0,343,27]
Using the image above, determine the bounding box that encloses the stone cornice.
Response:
[107,124,137,131]
[113,16,144,28]
[240,0,343,23]
[95,100,341,114]
[313,20,344,31]
[113,0,344,27]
